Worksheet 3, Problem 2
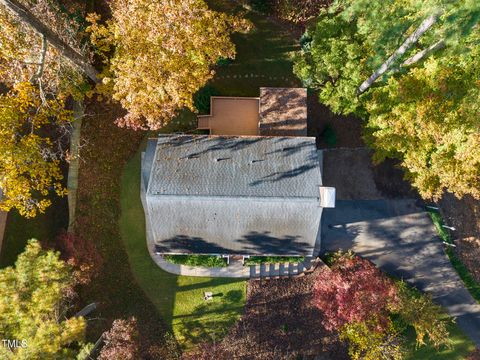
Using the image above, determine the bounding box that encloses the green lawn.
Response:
[0,197,67,268]
[205,0,301,97]
[428,209,480,303]
[119,146,245,349]
[404,314,476,360]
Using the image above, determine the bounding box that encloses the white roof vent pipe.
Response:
[319,186,336,208]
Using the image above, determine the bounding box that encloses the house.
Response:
[141,87,335,262]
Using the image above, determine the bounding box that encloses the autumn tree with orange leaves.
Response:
[87,0,251,130]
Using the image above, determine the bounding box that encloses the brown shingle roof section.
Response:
[259,87,308,136]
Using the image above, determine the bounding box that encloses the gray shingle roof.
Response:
[146,196,321,255]
[145,135,320,199]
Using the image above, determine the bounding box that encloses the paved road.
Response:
[321,199,480,346]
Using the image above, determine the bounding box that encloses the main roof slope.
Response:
[145,135,321,199]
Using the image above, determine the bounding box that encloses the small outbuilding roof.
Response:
[259,87,308,136]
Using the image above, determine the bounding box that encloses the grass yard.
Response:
[404,315,476,360]
[428,209,480,303]
[120,146,245,349]
[204,0,301,97]
[0,197,67,268]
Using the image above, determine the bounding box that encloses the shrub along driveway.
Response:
[321,149,480,349]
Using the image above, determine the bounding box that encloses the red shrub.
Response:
[99,317,139,360]
[181,341,228,360]
[313,255,398,331]
[56,231,103,286]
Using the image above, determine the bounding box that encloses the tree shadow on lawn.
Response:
[205,0,301,97]
[0,195,68,268]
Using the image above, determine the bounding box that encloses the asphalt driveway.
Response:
[320,149,480,346]
[321,199,480,346]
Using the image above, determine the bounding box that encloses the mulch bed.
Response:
[200,264,347,359]
[307,92,364,149]
[467,348,480,360]
[75,97,176,358]
[439,193,480,283]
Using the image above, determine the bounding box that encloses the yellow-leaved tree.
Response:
[0,0,95,99]
[87,0,251,130]
[366,41,480,199]
[0,82,72,217]
[0,0,98,217]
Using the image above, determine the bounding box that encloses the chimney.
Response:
[319,186,336,208]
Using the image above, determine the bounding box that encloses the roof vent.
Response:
[250,159,264,164]
[319,186,336,208]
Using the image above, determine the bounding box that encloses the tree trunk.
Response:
[30,33,47,83]
[401,39,445,67]
[357,12,440,94]
[0,0,99,83]
[67,101,83,233]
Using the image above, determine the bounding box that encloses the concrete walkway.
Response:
[150,252,316,279]
[150,253,251,278]
[321,199,480,346]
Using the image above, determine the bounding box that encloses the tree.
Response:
[294,0,480,115]
[365,36,480,199]
[294,0,480,199]
[0,0,98,85]
[319,253,453,357]
[55,231,103,286]
[98,317,140,360]
[395,281,451,349]
[0,0,96,217]
[293,9,373,115]
[339,320,403,360]
[0,239,90,359]
[357,12,441,94]
[0,82,72,217]
[336,0,479,87]
[313,255,398,331]
[87,0,251,130]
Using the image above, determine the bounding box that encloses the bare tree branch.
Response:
[401,39,446,67]
[357,12,441,94]
[30,33,47,83]
[0,0,99,83]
